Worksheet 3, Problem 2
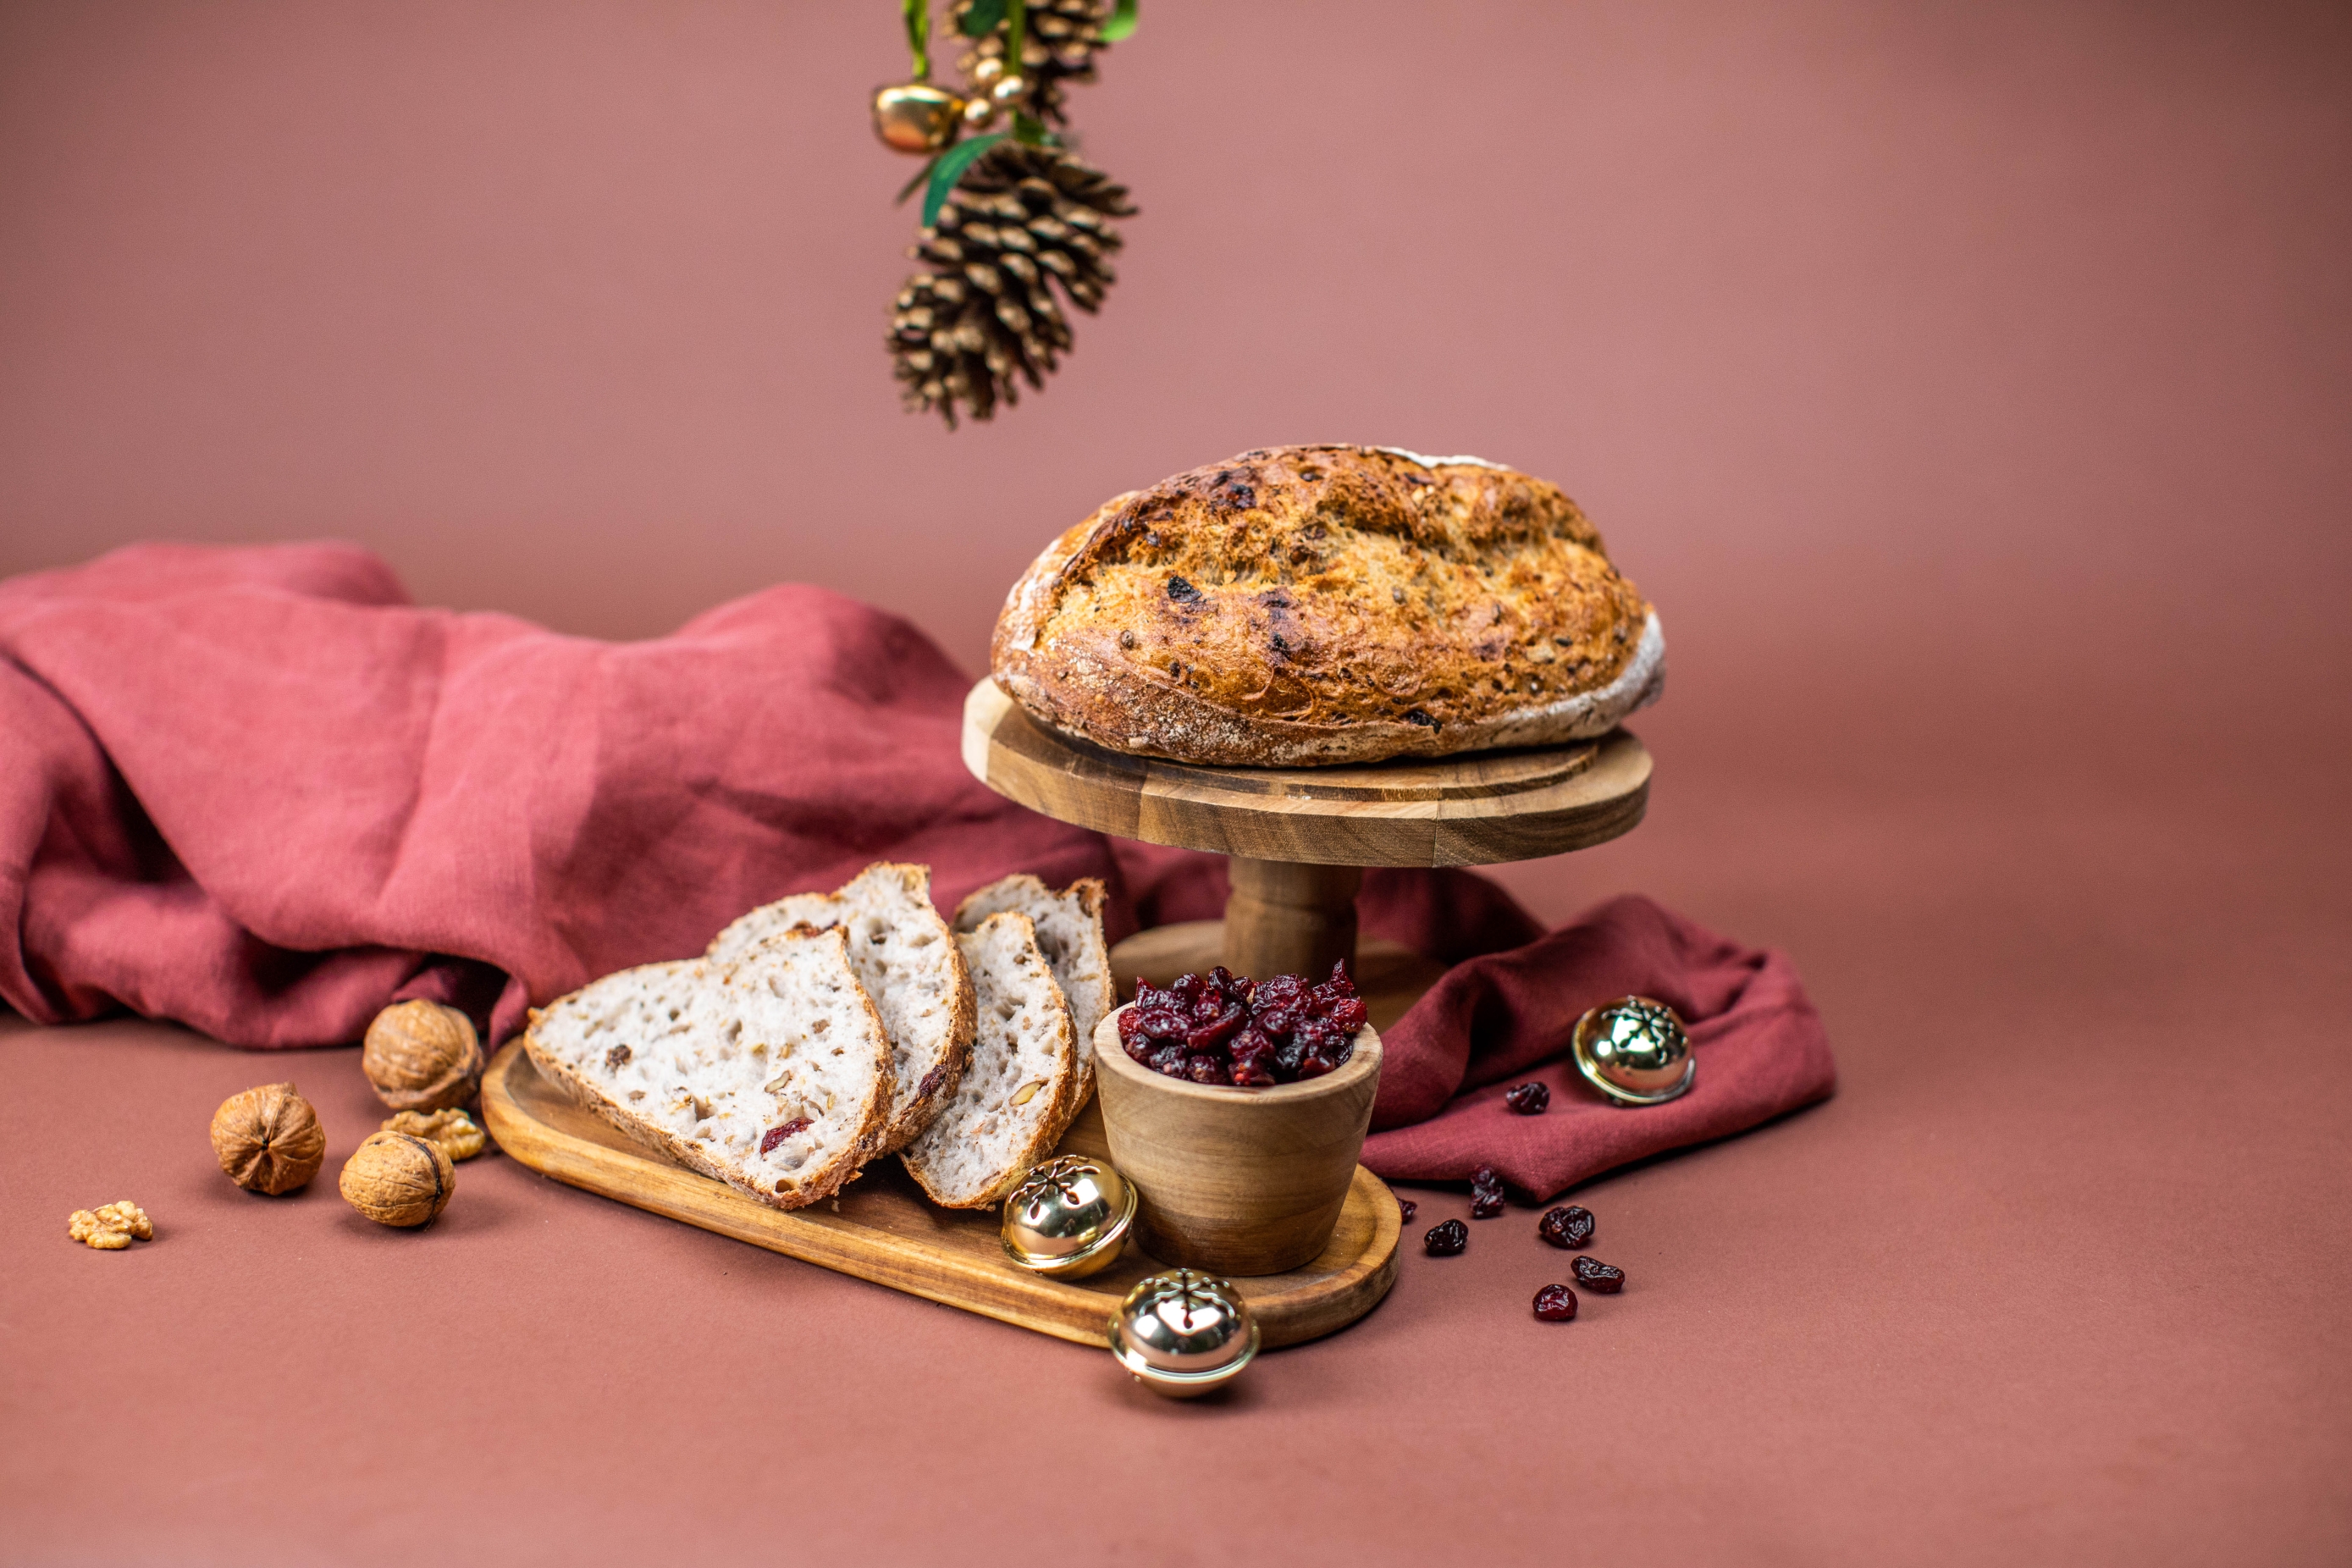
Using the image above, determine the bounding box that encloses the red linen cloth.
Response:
[0,544,1831,1199]
[1362,893,1837,1196]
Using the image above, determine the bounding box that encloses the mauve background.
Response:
[3,2,2349,1565]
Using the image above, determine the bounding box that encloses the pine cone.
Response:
[889,142,1136,428]
[954,0,1110,127]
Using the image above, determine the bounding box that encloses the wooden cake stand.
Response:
[962,679,1652,1026]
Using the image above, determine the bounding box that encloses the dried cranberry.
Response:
[1572,1256,1624,1293]
[1469,1165,1506,1218]
[1129,1002,1184,1040]
[1255,974,1308,1010]
[1538,1206,1594,1249]
[1397,1196,1416,1223]
[1127,963,1372,1085]
[759,1118,811,1154]
[1185,1003,1247,1052]
[1228,1051,1278,1087]
[1423,1219,1467,1256]
[1295,1016,1343,1053]
[1532,1284,1578,1322]
[1504,1081,1550,1114]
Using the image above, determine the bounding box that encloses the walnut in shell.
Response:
[339,1130,455,1228]
[209,1082,327,1194]
[362,1000,484,1113]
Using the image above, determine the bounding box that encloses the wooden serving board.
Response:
[962,676,1651,868]
[480,1041,1400,1350]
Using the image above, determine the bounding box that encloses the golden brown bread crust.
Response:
[991,444,1665,765]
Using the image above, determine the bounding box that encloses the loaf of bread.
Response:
[709,863,974,1154]
[899,913,1079,1208]
[522,928,893,1210]
[952,874,1112,1101]
[991,444,1665,766]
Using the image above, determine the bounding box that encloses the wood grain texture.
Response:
[1222,858,1361,981]
[962,676,1650,867]
[1093,1009,1383,1276]
[479,1041,1399,1349]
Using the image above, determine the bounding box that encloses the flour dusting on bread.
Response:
[991,444,1664,765]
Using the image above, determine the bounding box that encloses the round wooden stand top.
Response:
[961,678,1651,869]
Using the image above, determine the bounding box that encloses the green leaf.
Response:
[922,132,1006,227]
[1010,111,1058,146]
[1101,0,1139,42]
[959,0,1006,37]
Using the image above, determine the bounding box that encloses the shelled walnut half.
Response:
[362,1000,484,1113]
[69,1201,153,1250]
[210,1082,327,1194]
[381,1107,487,1162]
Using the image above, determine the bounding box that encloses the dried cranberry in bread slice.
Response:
[522,928,892,1210]
[899,912,1079,1208]
[952,874,1112,1101]
[709,863,975,1154]
[991,444,1665,766]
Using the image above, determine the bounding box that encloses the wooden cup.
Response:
[1090,1008,1383,1277]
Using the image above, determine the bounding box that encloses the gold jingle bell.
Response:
[1001,1155,1136,1279]
[871,82,965,155]
[1108,1269,1259,1399]
[1571,996,1696,1107]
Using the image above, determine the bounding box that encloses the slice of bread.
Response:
[899,912,1079,1208]
[523,928,892,1210]
[952,874,1113,1101]
[709,863,975,1154]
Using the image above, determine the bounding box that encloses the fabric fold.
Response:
[1,543,1833,1198]
[1362,893,1837,1197]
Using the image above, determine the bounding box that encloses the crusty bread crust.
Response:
[991,444,1665,766]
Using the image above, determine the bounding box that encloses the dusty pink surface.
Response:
[2,0,2347,1563]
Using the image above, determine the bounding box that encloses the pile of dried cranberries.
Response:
[1118,963,1370,1086]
